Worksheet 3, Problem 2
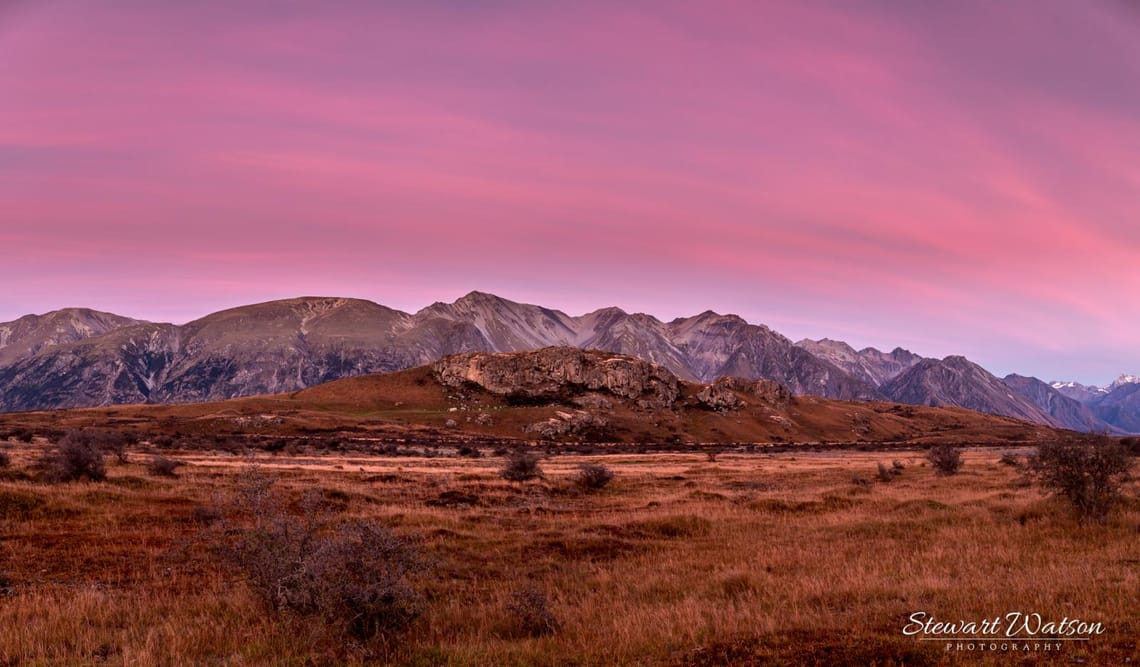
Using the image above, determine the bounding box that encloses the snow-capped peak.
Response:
[1108,374,1140,391]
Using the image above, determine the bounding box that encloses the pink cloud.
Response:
[1,0,1137,383]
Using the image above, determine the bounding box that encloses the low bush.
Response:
[500,451,543,482]
[1026,439,1133,523]
[999,451,1021,466]
[211,467,425,640]
[573,463,614,490]
[38,432,107,482]
[0,449,9,469]
[147,455,181,478]
[927,444,963,476]
[504,587,559,637]
[876,462,894,483]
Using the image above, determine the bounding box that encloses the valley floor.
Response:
[0,443,1137,665]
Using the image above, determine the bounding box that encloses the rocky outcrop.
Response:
[524,410,609,439]
[433,347,681,409]
[696,376,792,411]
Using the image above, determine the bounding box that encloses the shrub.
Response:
[1121,437,1140,457]
[0,449,9,469]
[93,430,135,464]
[39,432,107,482]
[500,451,543,482]
[927,444,963,476]
[1027,440,1134,523]
[999,451,1021,466]
[456,445,482,458]
[876,462,894,483]
[504,587,559,637]
[891,460,905,472]
[147,455,181,478]
[574,463,614,490]
[15,430,34,443]
[212,467,424,640]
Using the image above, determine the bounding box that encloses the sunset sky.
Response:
[2,1,1138,384]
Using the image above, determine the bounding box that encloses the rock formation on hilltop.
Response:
[433,347,682,410]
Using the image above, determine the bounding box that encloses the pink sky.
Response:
[2,1,1138,384]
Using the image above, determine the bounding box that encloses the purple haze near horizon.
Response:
[2,1,1138,385]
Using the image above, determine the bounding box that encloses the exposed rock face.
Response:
[696,376,791,411]
[795,338,923,387]
[0,308,141,367]
[1002,374,1112,433]
[696,381,744,411]
[0,298,422,411]
[881,357,1060,427]
[524,410,609,439]
[433,347,681,409]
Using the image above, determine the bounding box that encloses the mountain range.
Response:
[0,291,1136,434]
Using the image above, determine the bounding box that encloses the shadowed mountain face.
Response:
[1001,374,1114,433]
[0,293,878,412]
[879,356,1061,427]
[1087,383,1140,434]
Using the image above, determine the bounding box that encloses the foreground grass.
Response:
[0,444,1137,665]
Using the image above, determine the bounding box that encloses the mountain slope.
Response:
[0,308,142,367]
[795,338,923,387]
[1001,374,1111,433]
[880,356,1061,427]
[1088,383,1140,434]
[0,293,878,411]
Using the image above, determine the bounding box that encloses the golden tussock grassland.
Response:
[0,441,1137,666]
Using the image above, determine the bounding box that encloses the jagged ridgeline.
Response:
[0,293,1134,433]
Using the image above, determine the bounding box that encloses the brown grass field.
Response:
[0,439,1137,666]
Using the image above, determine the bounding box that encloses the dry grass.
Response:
[0,442,1136,665]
